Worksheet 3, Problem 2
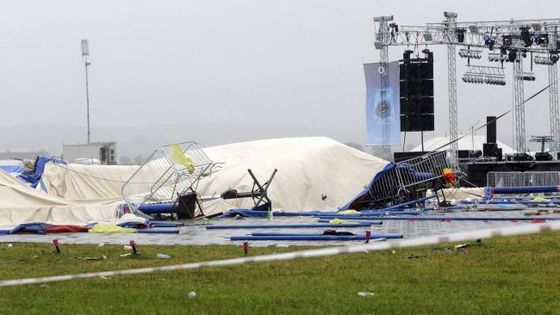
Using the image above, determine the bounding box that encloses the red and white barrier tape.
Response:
[0,221,557,287]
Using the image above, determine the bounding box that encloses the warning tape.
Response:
[0,221,557,287]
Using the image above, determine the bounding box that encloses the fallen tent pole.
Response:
[459,199,560,205]
[230,235,391,241]
[137,229,180,234]
[138,203,175,214]
[317,216,560,222]
[334,210,425,216]
[206,222,380,230]
[149,221,184,228]
[220,209,337,218]
[250,232,403,239]
[0,221,557,287]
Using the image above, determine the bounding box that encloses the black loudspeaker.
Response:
[176,192,198,219]
[486,116,497,144]
[483,143,498,157]
[535,152,553,161]
[400,50,435,132]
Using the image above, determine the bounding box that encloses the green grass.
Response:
[0,232,559,315]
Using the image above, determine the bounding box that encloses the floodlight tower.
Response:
[373,15,393,160]
[444,11,459,167]
[81,39,92,144]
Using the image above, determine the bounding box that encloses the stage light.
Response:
[456,28,465,43]
[484,33,496,50]
[520,27,533,47]
[503,35,513,47]
[534,32,549,46]
[508,50,517,62]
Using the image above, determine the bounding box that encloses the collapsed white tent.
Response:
[196,137,388,215]
[0,169,119,227]
[1,137,388,226]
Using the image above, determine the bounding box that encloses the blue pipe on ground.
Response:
[137,228,180,234]
[206,222,379,230]
[230,235,394,241]
[251,232,403,238]
[317,216,560,222]
[138,203,176,214]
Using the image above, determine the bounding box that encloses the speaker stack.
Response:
[399,50,435,132]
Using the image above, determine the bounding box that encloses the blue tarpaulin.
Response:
[1,156,67,192]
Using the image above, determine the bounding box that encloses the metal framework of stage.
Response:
[372,12,560,163]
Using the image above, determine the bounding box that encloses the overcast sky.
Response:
[0,0,559,149]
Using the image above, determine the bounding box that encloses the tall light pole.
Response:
[81,39,92,144]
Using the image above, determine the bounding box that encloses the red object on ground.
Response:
[43,225,89,233]
[243,241,249,255]
[129,240,138,255]
[52,239,60,253]
[531,218,545,223]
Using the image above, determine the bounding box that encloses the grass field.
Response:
[0,232,559,314]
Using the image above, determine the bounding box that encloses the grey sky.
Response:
[0,0,559,152]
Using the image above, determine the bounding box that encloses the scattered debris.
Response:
[100,276,110,280]
[357,291,375,297]
[98,243,105,247]
[188,291,197,299]
[7,243,13,248]
[40,284,51,288]
[156,254,171,259]
[80,255,108,261]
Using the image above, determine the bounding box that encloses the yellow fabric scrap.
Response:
[338,210,360,215]
[169,144,195,174]
[90,224,136,234]
[532,196,546,202]
[329,218,349,225]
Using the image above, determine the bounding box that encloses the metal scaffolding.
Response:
[374,15,393,160]
[372,12,560,158]
[550,63,560,157]
[444,12,459,167]
[512,56,527,153]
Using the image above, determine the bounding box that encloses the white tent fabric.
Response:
[0,169,119,227]
[1,137,389,225]
[197,137,388,215]
[411,135,514,154]
[41,163,139,202]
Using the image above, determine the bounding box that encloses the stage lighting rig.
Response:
[534,52,560,65]
[462,65,506,86]
[458,48,483,59]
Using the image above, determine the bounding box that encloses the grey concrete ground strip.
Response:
[2,210,558,247]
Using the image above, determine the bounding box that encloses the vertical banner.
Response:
[364,61,401,145]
